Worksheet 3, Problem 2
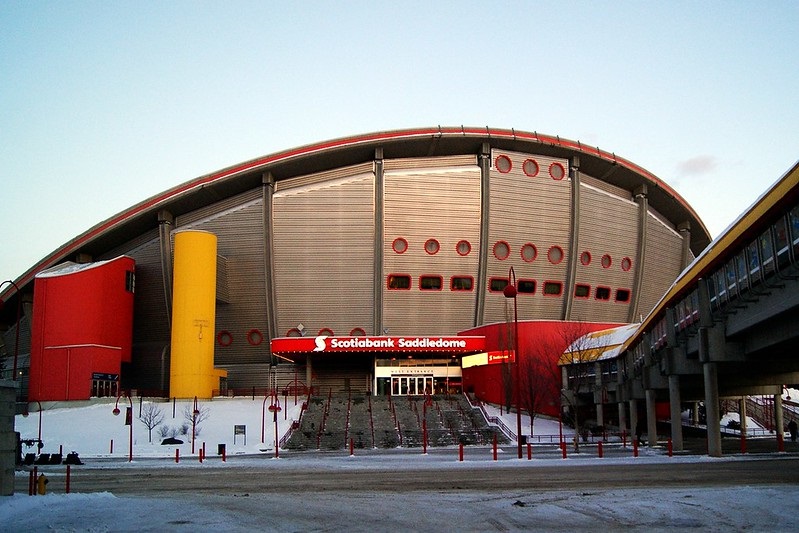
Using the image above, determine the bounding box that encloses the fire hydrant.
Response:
[37,473,48,495]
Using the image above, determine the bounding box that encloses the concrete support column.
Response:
[645,389,658,447]
[774,393,785,441]
[703,362,722,457]
[692,401,700,425]
[629,399,639,443]
[306,356,313,394]
[668,374,683,451]
[618,402,628,435]
[596,403,604,433]
[739,397,748,433]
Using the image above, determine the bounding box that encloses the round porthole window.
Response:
[392,237,408,254]
[549,162,566,180]
[548,245,564,264]
[456,240,472,256]
[495,155,512,173]
[522,158,539,177]
[580,251,592,266]
[601,254,613,269]
[521,243,537,262]
[493,241,511,260]
[621,257,632,272]
[424,238,440,255]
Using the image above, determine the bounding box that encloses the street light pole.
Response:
[0,280,22,382]
[192,396,199,455]
[503,267,523,459]
[113,391,134,462]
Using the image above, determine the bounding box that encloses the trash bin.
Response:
[217,443,226,456]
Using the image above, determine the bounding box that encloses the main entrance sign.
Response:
[271,335,485,355]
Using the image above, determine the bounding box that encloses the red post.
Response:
[350,438,354,456]
[740,434,747,454]
[667,438,673,457]
[199,448,203,463]
[527,443,532,460]
[561,441,567,459]
[66,465,71,494]
[32,466,38,496]
[222,446,226,462]
[622,430,627,448]
[422,419,427,455]
[493,434,498,461]
[598,441,604,458]
[633,438,639,457]
[175,449,180,463]
[777,432,785,452]
[459,443,464,462]
[28,470,34,496]
[110,439,114,454]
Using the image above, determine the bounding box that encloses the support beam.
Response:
[668,374,683,451]
[629,399,639,444]
[618,402,627,435]
[645,389,658,447]
[703,362,722,457]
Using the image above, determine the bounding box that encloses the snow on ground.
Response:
[5,397,798,532]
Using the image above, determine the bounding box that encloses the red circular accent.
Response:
[493,240,511,260]
[495,155,512,173]
[350,327,366,336]
[621,257,632,271]
[601,254,613,269]
[547,245,564,264]
[392,237,408,254]
[424,238,440,255]
[522,158,540,177]
[549,162,566,180]
[217,330,233,346]
[456,240,471,256]
[247,329,263,346]
[318,328,334,336]
[580,251,592,266]
[520,243,537,262]
[286,328,302,337]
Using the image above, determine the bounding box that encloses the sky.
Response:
[5,397,798,531]
[1,1,798,282]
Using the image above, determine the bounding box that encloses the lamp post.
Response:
[0,280,22,382]
[503,266,523,459]
[191,396,200,454]
[113,391,134,462]
[261,394,269,443]
[268,391,282,458]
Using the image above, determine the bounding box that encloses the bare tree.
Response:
[139,403,165,443]
[183,403,211,438]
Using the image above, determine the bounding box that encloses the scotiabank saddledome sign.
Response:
[271,335,485,354]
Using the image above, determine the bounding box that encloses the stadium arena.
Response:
[0,127,710,421]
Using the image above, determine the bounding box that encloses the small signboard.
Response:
[234,424,246,445]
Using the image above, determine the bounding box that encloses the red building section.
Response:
[461,320,623,417]
[28,256,135,401]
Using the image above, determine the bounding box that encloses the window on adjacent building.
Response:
[518,279,536,294]
[596,286,611,300]
[420,275,443,291]
[543,281,562,296]
[489,277,509,292]
[574,284,590,298]
[451,276,474,291]
[615,289,631,303]
[387,274,411,290]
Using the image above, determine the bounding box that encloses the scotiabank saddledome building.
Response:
[0,127,710,409]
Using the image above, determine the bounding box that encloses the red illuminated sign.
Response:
[272,335,485,354]
[487,350,515,364]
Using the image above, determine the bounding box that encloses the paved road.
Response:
[16,448,799,496]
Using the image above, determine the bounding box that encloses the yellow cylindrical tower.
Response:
[170,230,227,398]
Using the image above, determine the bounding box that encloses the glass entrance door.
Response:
[391,375,433,396]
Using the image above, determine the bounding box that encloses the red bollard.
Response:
[29,470,34,496]
[459,443,464,462]
[199,448,203,463]
[667,439,673,457]
[492,434,498,461]
[777,433,784,452]
[66,465,71,494]
[622,430,627,448]
[561,441,567,459]
[527,443,532,460]
[175,449,180,463]
[350,438,354,456]
[740,434,747,454]
[222,446,226,462]
[598,441,604,458]
[633,438,639,457]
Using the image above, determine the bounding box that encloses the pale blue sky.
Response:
[1,1,798,282]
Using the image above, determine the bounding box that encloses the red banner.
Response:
[272,335,485,354]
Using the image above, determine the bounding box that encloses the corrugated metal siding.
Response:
[570,184,638,323]
[176,188,262,227]
[275,162,374,193]
[637,212,685,317]
[484,149,571,323]
[273,172,375,338]
[580,174,634,201]
[383,161,481,335]
[383,155,477,171]
[178,194,270,367]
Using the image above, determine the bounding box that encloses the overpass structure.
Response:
[564,160,799,456]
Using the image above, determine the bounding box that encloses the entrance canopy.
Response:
[270,335,486,363]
